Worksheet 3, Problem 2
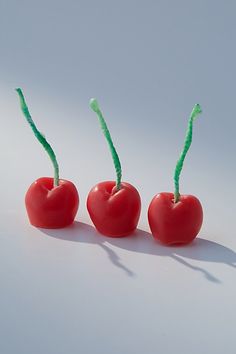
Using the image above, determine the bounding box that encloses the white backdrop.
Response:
[0,1,235,353]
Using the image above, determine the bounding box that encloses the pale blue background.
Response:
[0,1,235,354]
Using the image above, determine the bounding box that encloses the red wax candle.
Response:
[148,104,203,245]
[16,88,79,229]
[87,99,141,237]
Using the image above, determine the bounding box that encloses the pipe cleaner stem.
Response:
[174,103,202,203]
[90,98,122,190]
[16,88,59,187]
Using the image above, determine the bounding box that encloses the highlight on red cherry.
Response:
[148,104,203,245]
[16,88,79,229]
[87,98,141,237]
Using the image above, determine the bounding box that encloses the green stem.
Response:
[174,103,202,203]
[16,88,59,187]
[90,98,122,190]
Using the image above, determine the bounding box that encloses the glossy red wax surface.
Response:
[87,181,141,237]
[25,177,79,228]
[148,192,203,245]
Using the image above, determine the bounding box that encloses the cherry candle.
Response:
[16,88,79,229]
[87,99,141,237]
[148,104,203,245]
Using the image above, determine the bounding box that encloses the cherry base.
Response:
[94,227,137,238]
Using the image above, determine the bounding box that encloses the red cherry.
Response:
[16,89,79,229]
[148,192,203,245]
[148,104,203,245]
[25,177,79,228]
[87,181,141,237]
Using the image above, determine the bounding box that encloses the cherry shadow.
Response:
[39,222,135,277]
[108,229,236,283]
[40,222,236,283]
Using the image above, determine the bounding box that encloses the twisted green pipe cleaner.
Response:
[90,98,122,190]
[174,104,202,203]
[16,88,59,187]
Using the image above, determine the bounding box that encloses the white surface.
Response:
[0,90,235,354]
[1,1,236,352]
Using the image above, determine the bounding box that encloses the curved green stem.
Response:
[16,88,59,187]
[90,98,122,190]
[174,103,202,203]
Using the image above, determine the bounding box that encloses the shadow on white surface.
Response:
[40,222,236,283]
[111,229,236,283]
[40,222,135,277]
